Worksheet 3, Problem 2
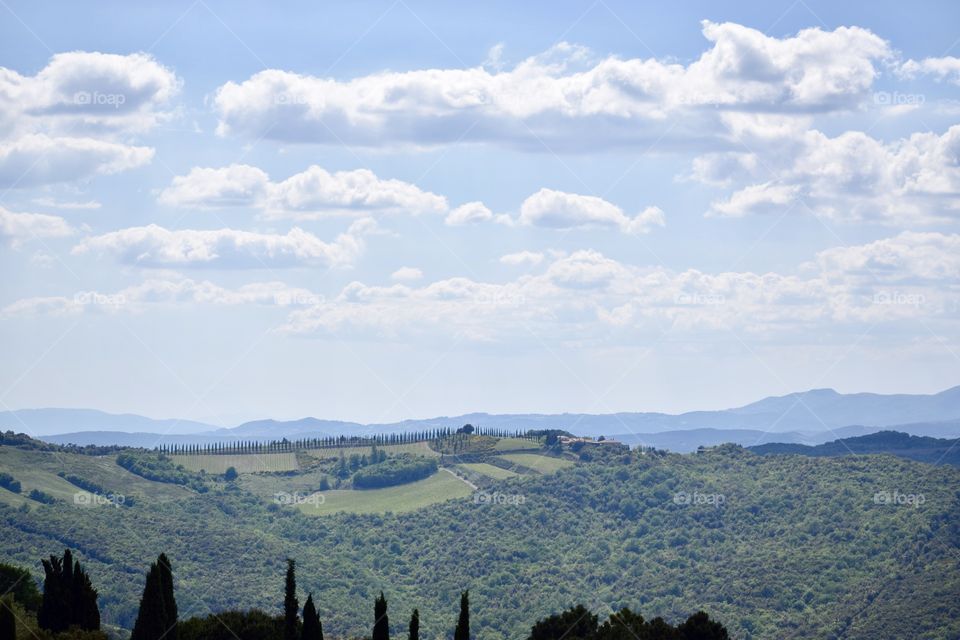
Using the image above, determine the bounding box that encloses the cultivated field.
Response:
[303,440,440,460]
[493,437,542,451]
[458,462,520,480]
[170,452,298,474]
[296,469,473,516]
[496,453,575,474]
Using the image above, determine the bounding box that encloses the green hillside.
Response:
[0,439,957,639]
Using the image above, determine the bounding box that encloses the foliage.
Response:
[29,490,57,504]
[116,453,208,493]
[38,549,100,633]
[284,559,298,640]
[0,562,41,611]
[373,591,389,640]
[301,594,322,640]
[130,554,177,640]
[0,472,21,493]
[178,610,283,640]
[352,456,439,489]
[454,591,469,640]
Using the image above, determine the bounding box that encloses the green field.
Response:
[170,452,298,474]
[496,453,575,474]
[458,462,520,480]
[295,468,473,515]
[493,437,542,451]
[304,440,440,460]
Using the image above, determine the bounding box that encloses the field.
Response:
[295,468,473,515]
[458,462,520,480]
[496,453,575,474]
[303,440,440,460]
[170,452,299,474]
[493,437,542,451]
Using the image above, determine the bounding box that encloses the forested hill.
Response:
[748,430,960,466]
[0,438,958,638]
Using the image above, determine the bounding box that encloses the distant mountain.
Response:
[0,408,218,437]
[24,384,960,446]
[41,431,240,448]
[749,430,960,466]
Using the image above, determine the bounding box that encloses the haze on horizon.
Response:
[1,0,959,426]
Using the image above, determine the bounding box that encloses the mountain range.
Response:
[6,384,960,451]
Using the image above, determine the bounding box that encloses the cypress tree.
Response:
[301,594,323,640]
[131,563,165,640]
[284,559,298,640]
[408,608,419,640]
[372,591,389,640]
[38,549,100,633]
[454,591,469,640]
[1,599,15,640]
[157,553,177,639]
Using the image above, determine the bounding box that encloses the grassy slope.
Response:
[497,453,575,474]
[459,462,520,480]
[296,469,474,515]
[170,452,299,474]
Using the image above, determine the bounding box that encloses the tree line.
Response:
[156,427,538,456]
[0,550,728,640]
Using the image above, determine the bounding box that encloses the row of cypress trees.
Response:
[284,558,470,640]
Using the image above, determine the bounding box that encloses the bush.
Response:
[117,453,208,493]
[28,489,56,504]
[0,472,21,493]
[352,456,439,489]
[224,467,238,481]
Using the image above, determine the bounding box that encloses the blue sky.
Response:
[1,0,959,426]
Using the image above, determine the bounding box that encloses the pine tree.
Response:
[372,591,389,640]
[284,559,298,640]
[408,608,419,640]
[454,591,469,640]
[301,594,324,640]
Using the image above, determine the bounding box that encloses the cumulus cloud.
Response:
[702,125,960,223]
[277,232,960,342]
[898,56,960,85]
[500,251,544,266]
[0,205,73,246]
[391,266,423,281]
[2,277,325,318]
[212,22,892,150]
[159,163,447,219]
[445,201,494,226]
[519,188,664,234]
[71,220,373,268]
[0,134,153,187]
[0,51,177,187]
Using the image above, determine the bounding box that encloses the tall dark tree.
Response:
[38,549,100,633]
[301,594,323,640]
[677,611,729,640]
[0,599,15,640]
[131,554,177,640]
[157,553,178,640]
[408,608,419,640]
[372,591,389,640]
[454,591,469,640]
[528,605,598,640]
[284,559,299,640]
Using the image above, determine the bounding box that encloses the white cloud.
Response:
[500,251,544,266]
[2,277,325,318]
[278,232,960,342]
[702,125,960,224]
[213,22,891,150]
[159,163,447,219]
[0,134,153,187]
[71,220,372,268]
[519,188,664,234]
[391,266,423,281]
[899,56,960,85]
[445,201,493,225]
[0,205,73,246]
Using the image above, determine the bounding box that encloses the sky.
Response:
[1,0,959,427]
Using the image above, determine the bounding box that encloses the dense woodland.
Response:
[0,434,958,638]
